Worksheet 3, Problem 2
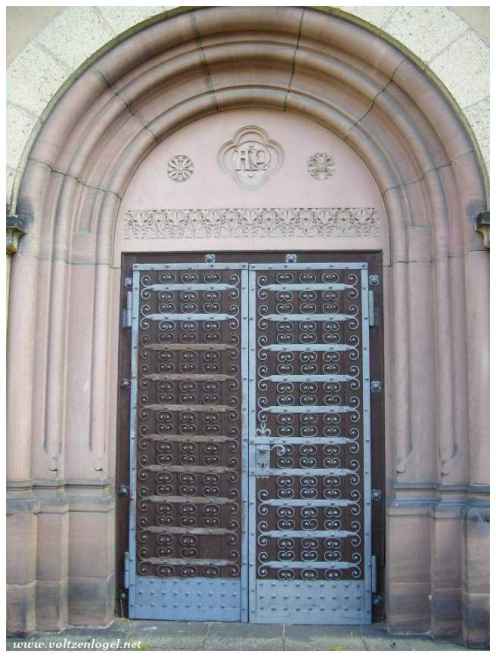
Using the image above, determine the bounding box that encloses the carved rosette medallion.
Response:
[167,155,194,182]
[218,126,284,190]
[308,152,335,180]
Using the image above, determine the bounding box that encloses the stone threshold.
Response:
[7,620,471,651]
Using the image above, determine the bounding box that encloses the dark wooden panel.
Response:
[134,267,243,579]
[253,266,365,581]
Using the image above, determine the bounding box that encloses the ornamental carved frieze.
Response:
[123,208,380,239]
[218,126,284,190]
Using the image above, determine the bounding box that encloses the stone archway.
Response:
[7,7,488,643]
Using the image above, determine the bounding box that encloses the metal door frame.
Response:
[116,252,385,623]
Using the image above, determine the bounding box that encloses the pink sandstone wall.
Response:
[6,8,489,645]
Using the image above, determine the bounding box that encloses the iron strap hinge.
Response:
[124,552,130,590]
[371,555,377,594]
[370,380,382,393]
[121,290,133,328]
[368,274,379,328]
[372,555,384,606]
[118,483,130,497]
[371,488,383,502]
[368,290,376,327]
[368,273,380,287]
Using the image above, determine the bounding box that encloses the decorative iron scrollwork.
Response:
[134,267,243,578]
[253,266,365,580]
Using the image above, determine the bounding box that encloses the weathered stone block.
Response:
[35,579,69,631]
[36,509,69,581]
[7,509,37,585]
[68,575,115,627]
[430,587,462,638]
[7,582,36,636]
[386,7,466,62]
[464,507,490,593]
[387,581,431,632]
[69,510,114,579]
[462,592,489,647]
[430,30,490,109]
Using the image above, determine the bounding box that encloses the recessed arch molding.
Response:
[7,7,489,644]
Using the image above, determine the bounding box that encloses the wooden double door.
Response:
[117,253,384,624]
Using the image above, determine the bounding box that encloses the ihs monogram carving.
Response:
[124,208,380,239]
[218,126,284,190]
[308,152,335,180]
[167,154,194,182]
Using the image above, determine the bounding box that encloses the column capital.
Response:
[475,211,490,249]
[6,213,27,255]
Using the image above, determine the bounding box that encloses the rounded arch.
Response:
[6,6,489,209]
[16,6,487,238]
[7,7,489,637]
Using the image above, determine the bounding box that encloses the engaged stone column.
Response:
[6,211,39,634]
[463,242,489,646]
